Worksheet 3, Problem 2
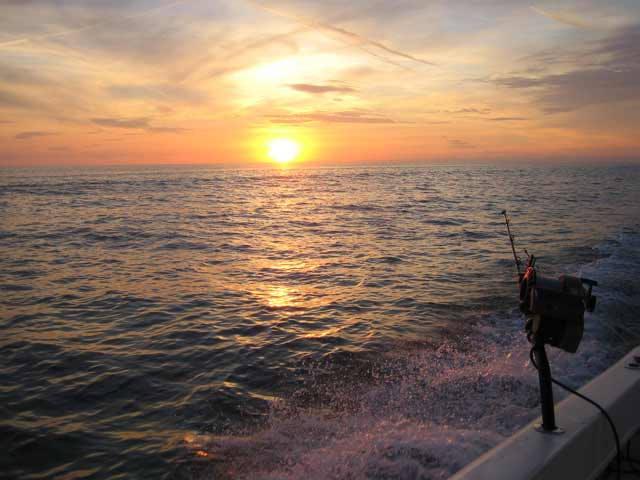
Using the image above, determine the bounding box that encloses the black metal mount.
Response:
[532,335,564,434]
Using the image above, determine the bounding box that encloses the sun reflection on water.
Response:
[301,325,346,339]
[264,285,297,308]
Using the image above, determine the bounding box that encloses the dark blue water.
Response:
[1,164,639,479]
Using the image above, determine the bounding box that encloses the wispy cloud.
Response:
[148,126,190,134]
[107,83,209,104]
[497,69,640,113]
[435,107,492,115]
[15,130,57,140]
[175,27,305,83]
[448,138,475,149]
[0,24,95,50]
[493,24,640,113]
[0,89,40,111]
[530,5,589,28]
[0,1,192,51]
[92,117,150,129]
[246,0,435,66]
[91,117,188,133]
[268,110,394,124]
[488,116,527,121]
[287,83,356,94]
[453,108,491,115]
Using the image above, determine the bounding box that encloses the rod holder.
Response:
[532,337,563,434]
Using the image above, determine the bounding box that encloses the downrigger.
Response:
[502,210,597,432]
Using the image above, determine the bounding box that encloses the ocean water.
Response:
[1,164,639,479]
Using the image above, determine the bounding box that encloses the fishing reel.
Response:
[518,256,597,353]
[502,211,597,354]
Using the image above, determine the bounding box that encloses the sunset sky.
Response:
[1,0,639,166]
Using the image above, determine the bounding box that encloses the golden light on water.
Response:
[267,138,301,164]
[264,285,299,308]
[252,284,332,311]
[301,325,346,339]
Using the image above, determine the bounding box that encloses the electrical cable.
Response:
[627,440,640,474]
[529,347,622,480]
[607,442,640,478]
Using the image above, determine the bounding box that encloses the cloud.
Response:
[529,6,588,28]
[246,0,435,66]
[107,83,209,104]
[0,89,41,111]
[493,24,640,113]
[0,0,229,97]
[0,1,192,51]
[15,130,57,140]
[453,108,491,114]
[0,24,98,51]
[91,117,188,133]
[268,110,394,124]
[148,126,190,133]
[488,116,527,121]
[0,63,95,117]
[448,138,475,149]
[495,69,640,113]
[287,83,356,94]
[0,63,51,86]
[436,107,491,115]
[3,0,639,165]
[173,26,304,83]
[91,117,150,129]
[591,24,640,63]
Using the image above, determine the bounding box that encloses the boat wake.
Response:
[182,231,640,479]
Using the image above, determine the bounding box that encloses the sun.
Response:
[267,138,301,163]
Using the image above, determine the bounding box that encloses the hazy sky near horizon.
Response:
[1,0,639,166]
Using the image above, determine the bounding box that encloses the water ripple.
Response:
[1,164,639,478]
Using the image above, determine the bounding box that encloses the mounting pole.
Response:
[532,335,562,433]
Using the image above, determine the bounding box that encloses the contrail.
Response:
[0,1,193,106]
[126,0,190,19]
[0,1,190,50]
[0,24,98,49]
[245,0,436,66]
[175,26,309,83]
[530,5,589,28]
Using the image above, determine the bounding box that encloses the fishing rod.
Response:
[501,209,522,277]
